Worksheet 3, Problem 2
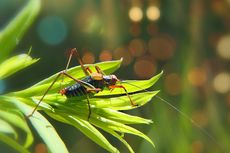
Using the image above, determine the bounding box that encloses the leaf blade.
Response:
[0,0,41,62]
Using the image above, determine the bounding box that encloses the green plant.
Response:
[0,0,162,152]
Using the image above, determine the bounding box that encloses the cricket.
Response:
[28,48,137,120]
[27,48,222,151]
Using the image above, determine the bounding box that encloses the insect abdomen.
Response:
[63,76,104,97]
[64,83,86,97]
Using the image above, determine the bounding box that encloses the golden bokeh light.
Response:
[146,6,160,21]
[134,57,157,79]
[164,73,181,95]
[99,50,112,61]
[128,38,146,57]
[82,51,95,64]
[113,47,132,66]
[213,72,230,94]
[188,68,207,87]
[217,35,230,59]
[129,7,143,22]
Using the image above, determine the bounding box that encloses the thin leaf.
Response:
[0,119,16,137]
[10,98,69,153]
[0,133,30,153]
[96,125,134,153]
[0,0,41,62]
[34,58,123,86]
[0,54,39,79]
[96,71,163,96]
[47,113,119,153]
[93,108,153,125]
[0,110,33,148]
[12,59,122,97]
[90,115,155,148]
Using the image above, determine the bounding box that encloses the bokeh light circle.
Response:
[217,35,230,59]
[188,68,207,87]
[164,73,182,95]
[128,38,146,57]
[37,16,67,45]
[129,7,143,22]
[113,47,132,66]
[148,34,176,61]
[146,6,160,21]
[213,72,230,93]
[82,52,95,64]
[99,50,112,61]
[134,57,157,78]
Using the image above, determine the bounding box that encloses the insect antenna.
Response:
[120,80,224,152]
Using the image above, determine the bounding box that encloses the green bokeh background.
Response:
[0,0,230,153]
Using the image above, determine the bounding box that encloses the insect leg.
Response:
[28,72,64,117]
[70,48,90,76]
[108,85,138,106]
[95,65,106,75]
[28,71,97,117]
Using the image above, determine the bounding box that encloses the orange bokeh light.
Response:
[128,38,146,57]
[164,73,181,96]
[82,51,95,64]
[99,50,112,61]
[188,68,207,87]
[148,34,176,61]
[134,57,157,79]
[113,47,132,66]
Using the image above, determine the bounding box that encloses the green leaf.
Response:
[96,71,163,96]
[0,110,33,148]
[90,116,155,147]
[93,108,153,125]
[0,133,30,153]
[12,59,122,97]
[95,125,134,153]
[0,54,39,79]
[34,58,123,86]
[0,119,16,137]
[92,91,160,110]
[0,0,41,62]
[47,113,119,153]
[10,98,69,153]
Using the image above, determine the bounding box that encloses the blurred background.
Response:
[0,0,230,153]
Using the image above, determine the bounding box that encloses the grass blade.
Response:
[10,98,69,153]
[0,133,30,153]
[0,0,41,62]
[0,54,39,79]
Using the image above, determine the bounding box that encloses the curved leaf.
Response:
[12,59,122,97]
[0,54,39,79]
[0,110,33,148]
[0,0,41,62]
[10,98,69,153]
[47,113,119,153]
[96,71,163,96]
[0,133,30,153]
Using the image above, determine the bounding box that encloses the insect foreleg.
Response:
[108,85,138,106]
